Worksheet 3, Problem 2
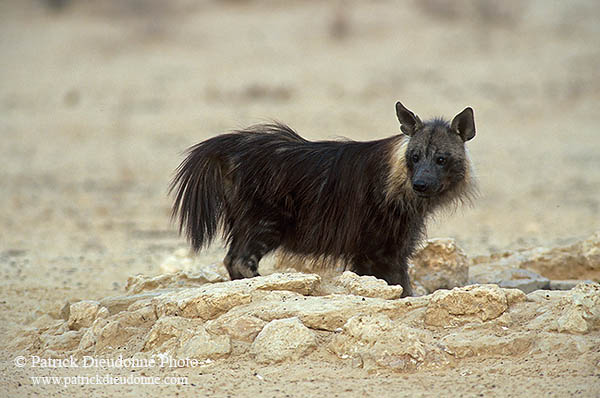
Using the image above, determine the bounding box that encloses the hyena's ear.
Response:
[451,107,476,142]
[395,101,422,136]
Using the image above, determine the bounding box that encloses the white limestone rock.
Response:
[250,317,317,363]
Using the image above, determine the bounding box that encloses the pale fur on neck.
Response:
[385,134,478,214]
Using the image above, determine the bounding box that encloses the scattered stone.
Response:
[78,318,109,351]
[99,291,171,315]
[549,280,595,291]
[556,282,600,334]
[154,284,251,319]
[176,328,231,360]
[330,314,445,371]
[557,306,589,334]
[214,290,426,332]
[530,331,596,355]
[94,320,141,352]
[526,290,567,303]
[252,272,322,295]
[521,233,600,280]
[30,314,65,334]
[43,330,83,352]
[410,238,469,293]
[205,314,267,343]
[335,271,403,299]
[472,232,600,281]
[144,316,231,359]
[125,270,226,294]
[112,304,156,328]
[77,304,157,353]
[153,273,321,319]
[95,307,110,320]
[57,300,70,320]
[504,287,528,306]
[441,331,533,358]
[498,276,549,293]
[250,317,317,363]
[67,301,102,330]
[469,264,550,293]
[143,317,190,351]
[424,284,523,326]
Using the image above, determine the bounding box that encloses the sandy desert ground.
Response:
[1,0,599,397]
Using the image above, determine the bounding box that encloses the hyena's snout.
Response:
[412,167,441,197]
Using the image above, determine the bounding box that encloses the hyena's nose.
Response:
[412,180,428,193]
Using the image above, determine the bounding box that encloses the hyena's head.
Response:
[395,101,475,198]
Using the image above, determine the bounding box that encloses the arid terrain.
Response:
[1,1,599,397]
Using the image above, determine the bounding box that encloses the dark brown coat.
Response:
[170,102,477,296]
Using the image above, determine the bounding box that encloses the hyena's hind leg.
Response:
[223,218,283,280]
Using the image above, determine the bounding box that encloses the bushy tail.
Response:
[169,143,226,251]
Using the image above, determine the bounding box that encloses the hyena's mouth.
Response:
[415,192,435,199]
[413,186,443,198]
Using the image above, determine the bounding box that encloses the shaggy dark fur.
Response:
[170,101,477,297]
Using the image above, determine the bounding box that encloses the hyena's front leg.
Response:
[353,253,413,297]
[392,259,413,298]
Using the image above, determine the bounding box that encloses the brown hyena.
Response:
[170,101,477,296]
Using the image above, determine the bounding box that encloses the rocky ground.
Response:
[4,237,600,397]
[1,0,600,397]
[14,236,600,367]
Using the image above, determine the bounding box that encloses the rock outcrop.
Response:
[14,236,600,372]
[410,238,469,293]
[471,232,600,281]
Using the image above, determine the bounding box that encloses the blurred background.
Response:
[1,0,599,294]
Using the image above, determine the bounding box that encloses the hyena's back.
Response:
[170,123,409,263]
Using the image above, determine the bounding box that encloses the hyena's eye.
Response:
[436,156,447,166]
[411,153,420,163]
